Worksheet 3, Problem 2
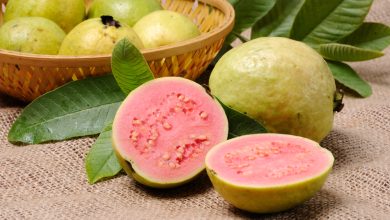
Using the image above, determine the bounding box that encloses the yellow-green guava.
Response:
[133,10,201,49]
[205,133,334,213]
[209,37,336,142]
[87,0,162,27]
[0,17,66,55]
[4,0,85,33]
[58,16,144,55]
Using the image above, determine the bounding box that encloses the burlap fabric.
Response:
[1,1,390,219]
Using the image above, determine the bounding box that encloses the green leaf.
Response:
[8,75,125,144]
[339,22,390,51]
[217,99,267,139]
[112,38,154,95]
[319,43,383,61]
[227,0,276,44]
[233,32,250,43]
[228,0,239,5]
[86,124,122,184]
[252,0,304,38]
[291,0,374,45]
[327,61,372,97]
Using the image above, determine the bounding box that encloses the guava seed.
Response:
[199,111,208,119]
[162,152,171,160]
[163,122,172,130]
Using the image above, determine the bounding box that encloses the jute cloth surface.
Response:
[1,1,389,219]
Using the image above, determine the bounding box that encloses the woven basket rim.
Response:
[0,0,235,62]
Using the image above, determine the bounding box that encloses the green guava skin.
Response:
[4,0,85,33]
[58,18,144,55]
[205,134,334,213]
[207,166,332,213]
[0,17,66,55]
[209,37,336,142]
[114,152,203,188]
[133,10,201,49]
[88,0,162,27]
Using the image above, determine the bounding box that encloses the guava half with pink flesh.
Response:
[112,77,228,188]
[206,134,334,213]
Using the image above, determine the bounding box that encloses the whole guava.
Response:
[59,16,144,55]
[0,17,66,55]
[133,10,201,49]
[4,0,85,33]
[209,37,336,142]
[88,0,162,27]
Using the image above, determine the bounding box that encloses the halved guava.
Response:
[206,134,334,213]
[112,77,228,188]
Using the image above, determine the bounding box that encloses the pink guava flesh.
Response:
[207,134,333,186]
[113,77,228,184]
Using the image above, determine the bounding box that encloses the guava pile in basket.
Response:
[0,0,200,55]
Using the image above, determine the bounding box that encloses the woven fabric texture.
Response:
[1,1,389,219]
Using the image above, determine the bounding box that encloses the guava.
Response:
[0,17,66,55]
[209,37,336,142]
[58,16,144,55]
[133,10,201,49]
[205,133,334,213]
[112,77,228,188]
[87,0,162,27]
[4,0,85,33]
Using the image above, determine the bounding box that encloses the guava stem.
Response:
[101,16,121,28]
[333,89,344,112]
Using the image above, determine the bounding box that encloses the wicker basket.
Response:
[0,0,234,102]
